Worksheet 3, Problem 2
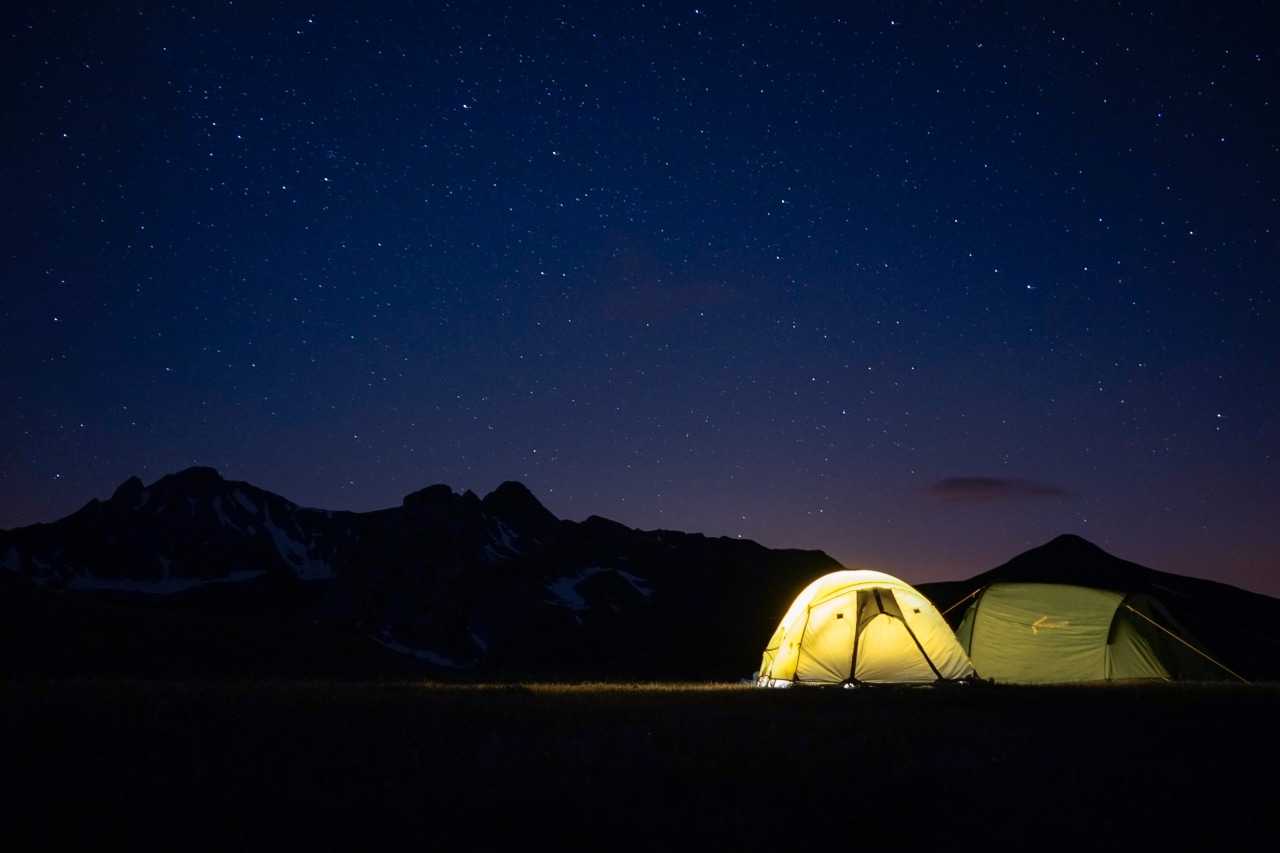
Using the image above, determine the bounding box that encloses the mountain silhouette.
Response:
[0,468,838,679]
[4,473,1277,680]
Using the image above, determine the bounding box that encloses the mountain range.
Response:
[0,467,838,679]
[3,466,1278,680]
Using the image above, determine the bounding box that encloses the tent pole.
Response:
[793,604,814,684]
[1121,603,1250,685]
[898,612,945,681]
[940,585,985,618]
[847,591,861,685]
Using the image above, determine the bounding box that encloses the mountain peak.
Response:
[486,480,538,501]
[1034,533,1112,560]
[167,466,224,485]
[402,483,456,509]
[985,532,1147,592]
[1044,533,1099,550]
[482,481,558,534]
[110,475,145,504]
[582,514,632,535]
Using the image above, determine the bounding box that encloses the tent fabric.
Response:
[757,570,976,685]
[954,582,1215,683]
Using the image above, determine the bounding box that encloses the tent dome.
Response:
[758,570,976,685]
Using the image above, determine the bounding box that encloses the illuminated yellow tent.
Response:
[757,570,976,685]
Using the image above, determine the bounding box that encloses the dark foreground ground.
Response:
[4,681,1278,849]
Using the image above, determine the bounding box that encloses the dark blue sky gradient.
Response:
[3,3,1277,593]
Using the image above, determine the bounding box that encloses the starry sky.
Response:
[4,3,1277,595]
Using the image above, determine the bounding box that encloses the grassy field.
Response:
[4,680,1278,848]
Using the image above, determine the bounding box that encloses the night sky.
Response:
[4,3,1277,595]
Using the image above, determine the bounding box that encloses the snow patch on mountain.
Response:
[67,570,266,594]
[233,490,257,514]
[617,570,654,598]
[546,567,656,612]
[491,519,521,553]
[263,505,334,580]
[212,495,235,528]
[481,518,524,563]
[546,568,605,611]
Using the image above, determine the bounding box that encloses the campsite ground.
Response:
[5,680,1278,848]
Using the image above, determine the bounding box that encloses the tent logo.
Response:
[1031,615,1070,635]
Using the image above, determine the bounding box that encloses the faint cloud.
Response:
[929,476,1070,503]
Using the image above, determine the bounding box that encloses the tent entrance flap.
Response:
[851,587,944,682]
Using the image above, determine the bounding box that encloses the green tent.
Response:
[954,582,1239,683]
